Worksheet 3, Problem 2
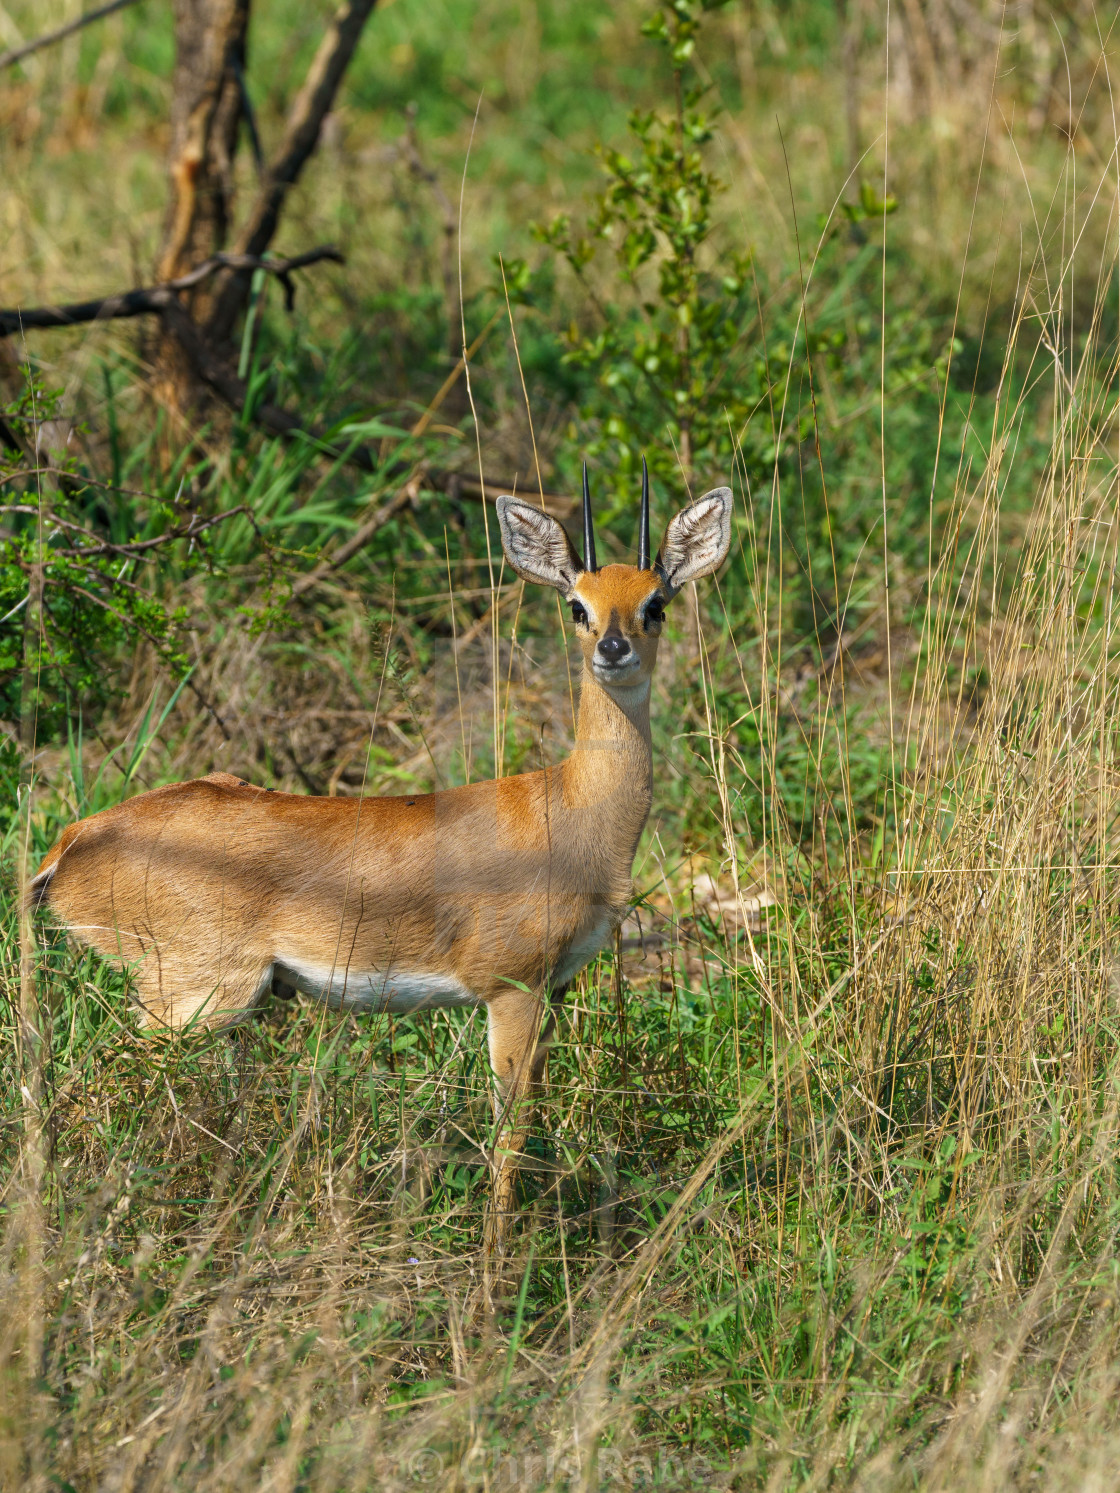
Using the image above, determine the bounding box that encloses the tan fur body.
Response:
[36,652,651,1032]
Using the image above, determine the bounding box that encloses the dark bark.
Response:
[153,0,378,419]
[205,0,379,344]
[0,247,343,336]
[159,0,251,281]
[1,277,569,519]
[0,0,141,73]
[153,0,251,410]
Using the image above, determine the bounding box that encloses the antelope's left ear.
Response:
[655,487,733,597]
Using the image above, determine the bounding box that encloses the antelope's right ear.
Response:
[496,496,584,595]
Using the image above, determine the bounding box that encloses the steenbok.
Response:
[32,464,732,1242]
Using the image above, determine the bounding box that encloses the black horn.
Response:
[582,460,597,572]
[638,455,650,571]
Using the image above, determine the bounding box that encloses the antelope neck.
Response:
[561,665,653,818]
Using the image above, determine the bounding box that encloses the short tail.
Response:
[25,861,57,912]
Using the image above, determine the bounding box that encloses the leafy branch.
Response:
[532,0,751,485]
[0,382,249,738]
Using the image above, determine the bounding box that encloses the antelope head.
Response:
[496,461,733,700]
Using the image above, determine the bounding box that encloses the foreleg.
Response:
[484,983,567,1247]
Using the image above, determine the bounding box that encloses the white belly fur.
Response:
[278,959,477,1014]
[278,908,616,1012]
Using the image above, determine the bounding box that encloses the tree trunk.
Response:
[204,0,380,345]
[153,0,250,417]
[153,0,378,428]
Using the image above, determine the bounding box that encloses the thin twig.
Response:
[230,53,264,176]
[0,0,140,73]
[34,506,249,562]
[289,482,418,598]
[1,263,572,517]
[63,583,230,739]
[154,302,577,511]
[1,467,202,504]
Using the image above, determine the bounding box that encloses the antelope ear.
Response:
[496,496,585,595]
[655,487,733,597]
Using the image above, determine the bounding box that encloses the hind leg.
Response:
[129,946,274,1031]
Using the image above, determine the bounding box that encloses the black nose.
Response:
[597,633,631,664]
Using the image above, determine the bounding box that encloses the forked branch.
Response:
[205,0,380,341]
[0,247,343,337]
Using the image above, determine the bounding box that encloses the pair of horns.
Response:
[581,456,651,572]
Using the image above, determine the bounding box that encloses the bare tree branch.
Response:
[289,480,419,598]
[1,286,571,521]
[0,246,343,336]
[230,51,264,174]
[0,504,249,561]
[205,0,379,342]
[0,0,140,73]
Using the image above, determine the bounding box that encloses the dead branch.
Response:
[0,505,249,562]
[1,247,570,552]
[289,480,419,599]
[230,52,264,175]
[1,315,569,527]
[1,468,208,505]
[0,0,141,73]
[0,246,343,337]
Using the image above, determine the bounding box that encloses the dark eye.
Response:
[570,600,588,627]
[644,599,665,627]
